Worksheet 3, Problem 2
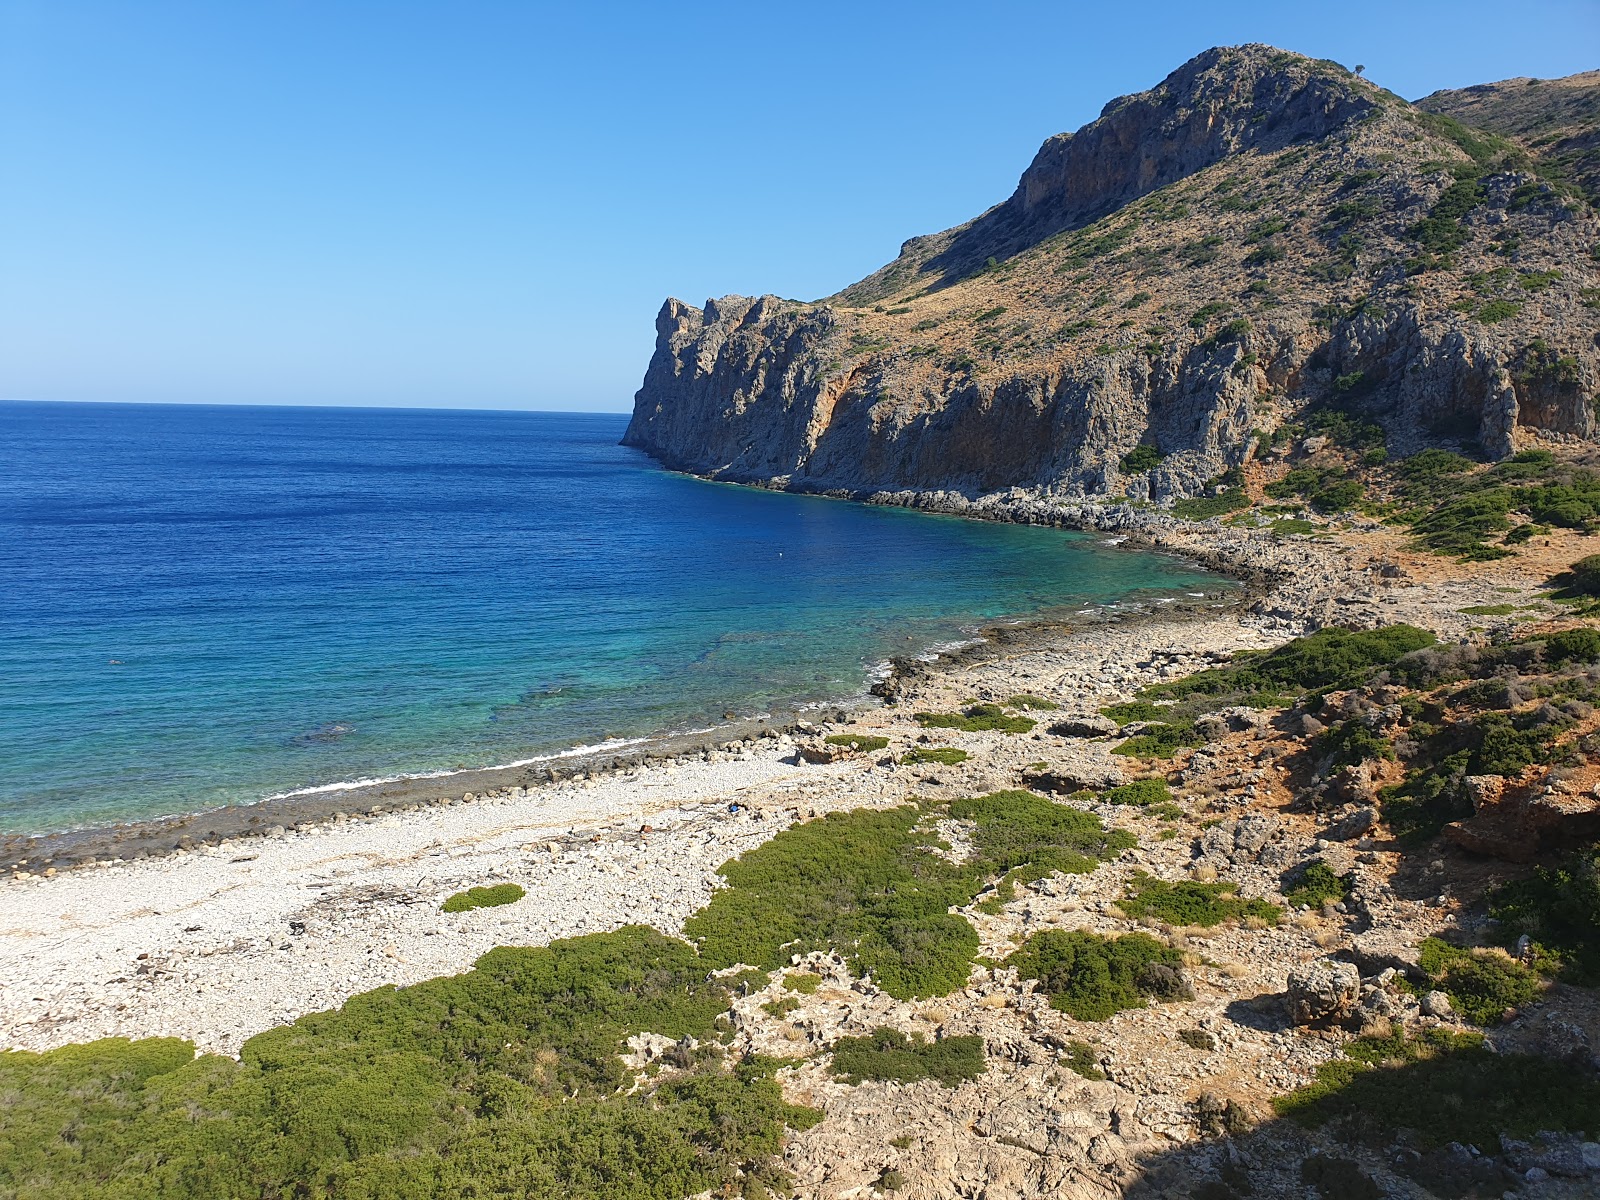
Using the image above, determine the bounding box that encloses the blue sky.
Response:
[3,1,1595,412]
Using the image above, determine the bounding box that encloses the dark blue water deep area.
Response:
[0,402,1228,834]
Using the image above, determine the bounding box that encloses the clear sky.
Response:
[3,1,1595,412]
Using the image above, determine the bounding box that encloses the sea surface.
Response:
[1,402,1228,835]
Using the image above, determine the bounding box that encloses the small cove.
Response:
[0,401,1231,835]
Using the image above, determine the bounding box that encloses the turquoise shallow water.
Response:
[0,402,1229,835]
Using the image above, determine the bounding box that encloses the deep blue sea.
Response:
[0,402,1228,835]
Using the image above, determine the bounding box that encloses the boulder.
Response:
[1286,959,1361,1024]
[1048,714,1119,738]
[1326,805,1378,841]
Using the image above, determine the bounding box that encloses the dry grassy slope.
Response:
[625,45,1600,501]
[1418,69,1600,207]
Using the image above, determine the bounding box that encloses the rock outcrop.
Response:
[625,46,1599,501]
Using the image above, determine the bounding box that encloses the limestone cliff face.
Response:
[625,46,1600,501]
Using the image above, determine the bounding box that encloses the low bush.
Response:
[828,1027,984,1086]
[899,746,968,766]
[915,704,1036,734]
[688,795,1130,999]
[823,733,890,752]
[1172,489,1251,520]
[1273,1028,1600,1149]
[1282,860,1351,908]
[0,927,817,1200]
[1112,721,1202,758]
[1119,444,1165,473]
[1121,871,1282,927]
[1137,626,1437,713]
[1101,778,1176,807]
[1060,1040,1105,1080]
[1546,627,1600,664]
[1416,937,1542,1024]
[1100,699,1167,723]
[1006,693,1059,711]
[1489,850,1600,984]
[948,790,1136,886]
[441,882,526,913]
[685,806,981,998]
[1006,929,1188,1020]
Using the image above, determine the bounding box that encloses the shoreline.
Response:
[0,524,1249,876]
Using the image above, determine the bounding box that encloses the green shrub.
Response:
[1100,700,1166,723]
[1478,299,1522,322]
[1283,860,1350,908]
[1271,518,1317,536]
[1060,1041,1105,1080]
[899,747,968,766]
[0,927,818,1200]
[1416,937,1542,1024]
[914,704,1035,734]
[785,971,823,994]
[1100,778,1175,808]
[1006,929,1187,1020]
[685,806,981,998]
[824,733,890,752]
[1006,693,1059,711]
[1316,719,1393,767]
[1546,627,1600,663]
[687,796,1129,999]
[1112,721,1202,758]
[1172,489,1250,520]
[1310,479,1364,513]
[828,1027,984,1087]
[441,883,526,913]
[1489,850,1600,984]
[1121,871,1282,927]
[1120,444,1165,473]
[948,790,1137,885]
[1562,554,1600,596]
[1137,626,1436,711]
[1274,1028,1600,1149]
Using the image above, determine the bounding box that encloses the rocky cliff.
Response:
[624,45,1600,502]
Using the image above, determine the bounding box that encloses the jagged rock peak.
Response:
[837,45,1381,299]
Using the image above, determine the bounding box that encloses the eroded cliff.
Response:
[625,45,1600,502]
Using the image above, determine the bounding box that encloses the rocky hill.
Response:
[624,46,1599,503]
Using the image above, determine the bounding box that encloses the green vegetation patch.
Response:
[948,790,1135,887]
[1282,860,1351,908]
[1006,929,1188,1020]
[1119,444,1165,474]
[1172,489,1251,521]
[441,882,526,912]
[784,971,823,994]
[1112,721,1202,758]
[828,1027,985,1087]
[1101,778,1176,807]
[915,703,1035,734]
[1273,1027,1600,1150]
[1006,693,1059,711]
[824,733,890,752]
[0,927,818,1200]
[1136,625,1437,714]
[1060,1040,1105,1080]
[899,746,968,767]
[1489,850,1600,984]
[686,795,1129,999]
[1416,937,1543,1025]
[1121,871,1282,928]
[1395,449,1600,560]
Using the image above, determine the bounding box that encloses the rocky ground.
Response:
[6,508,1600,1198]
